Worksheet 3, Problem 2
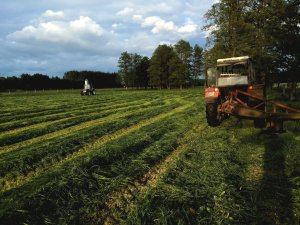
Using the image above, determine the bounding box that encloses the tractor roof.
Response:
[217,56,251,66]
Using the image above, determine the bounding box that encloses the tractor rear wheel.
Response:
[206,103,220,126]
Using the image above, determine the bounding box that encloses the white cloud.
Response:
[112,23,123,29]
[141,16,176,34]
[137,15,198,35]
[132,14,143,22]
[116,7,134,16]
[42,10,64,18]
[178,24,198,33]
[8,16,104,46]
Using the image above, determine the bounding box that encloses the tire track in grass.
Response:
[0,98,174,155]
[103,122,208,224]
[1,101,194,192]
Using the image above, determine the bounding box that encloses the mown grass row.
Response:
[0,89,173,115]
[0,98,187,191]
[123,119,300,225]
[0,93,193,155]
[0,91,167,131]
[0,94,199,224]
[0,96,170,146]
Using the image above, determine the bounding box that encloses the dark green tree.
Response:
[118,52,144,88]
[131,53,142,87]
[203,0,258,61]
[118,51,132,87]
[168,52,185,88]
[191,44,204,87]
[136,56,150,89]
[265,0,300,99]
[174,40,193,88]
[148,44,175,89]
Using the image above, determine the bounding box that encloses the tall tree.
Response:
[118,52,144,88]
[266,0,300,99]
[148,44,175,89]
[118,51,132,87]
[136,56,150,89]
[168,53,185,88]
[191,44,204,87]
[174,40,193,88]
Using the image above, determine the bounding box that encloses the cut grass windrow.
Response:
[103,122,208,224]
[0,101,194,192]
[0,97,176,154]
[0,95,164,132]
[0,97,164,146]
[0,99,199,225]
[122,119,300,225]
[0,100,184,187]
[0,117,71,140]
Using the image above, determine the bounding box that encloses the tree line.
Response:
[118,40,204,89]
[204,0,299,99]
[0,71,121,91]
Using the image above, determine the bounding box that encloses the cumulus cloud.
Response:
[135,15,198,36]
[141,16,176,33]
[132,14,143,22]
[8,16,104,47]
[42,10,64,18]
[116,7,134,16]
[178,24,197,33]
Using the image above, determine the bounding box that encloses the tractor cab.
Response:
[206,56,255,89]
[205,56,264,126]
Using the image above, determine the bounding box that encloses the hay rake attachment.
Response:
[221,90,300,133]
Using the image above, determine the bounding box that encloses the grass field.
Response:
[0,88,299,225]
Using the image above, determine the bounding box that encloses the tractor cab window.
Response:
[218,63,248,76]
[232,63,248,76]
[206,68,218,87]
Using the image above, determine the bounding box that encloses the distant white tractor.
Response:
[81,79,96,96]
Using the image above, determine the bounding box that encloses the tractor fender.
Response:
[205,97,218,104]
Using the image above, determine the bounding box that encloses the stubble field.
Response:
[0,89,299,225]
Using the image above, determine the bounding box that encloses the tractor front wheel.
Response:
[206,103,220,127]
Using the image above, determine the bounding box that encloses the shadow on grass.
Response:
[256,135,294,225]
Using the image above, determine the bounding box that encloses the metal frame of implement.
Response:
[221,89,300,132]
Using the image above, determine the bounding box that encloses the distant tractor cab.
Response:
[205,56,300,132]
[81,79,96,96]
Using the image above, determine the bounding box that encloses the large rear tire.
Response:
[206,103,220,127]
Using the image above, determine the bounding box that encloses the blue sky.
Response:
[0,0,216,77]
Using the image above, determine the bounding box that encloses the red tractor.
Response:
[204,56,300,132]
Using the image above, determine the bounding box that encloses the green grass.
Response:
[0,88,299,225]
